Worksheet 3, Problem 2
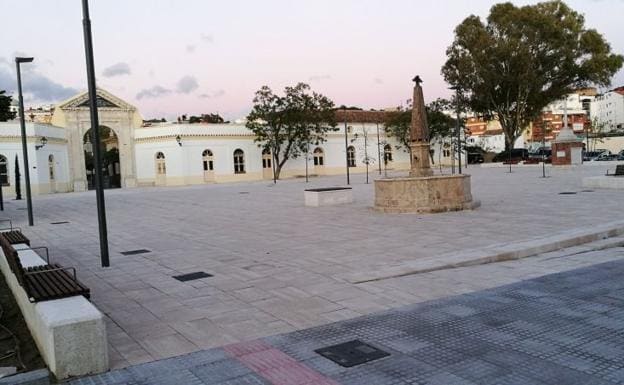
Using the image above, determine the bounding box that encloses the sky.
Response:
[1,0,623,121]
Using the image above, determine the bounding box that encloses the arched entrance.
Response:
[83,126,121,189]
[155,152,167,186]
[202,149,214,182]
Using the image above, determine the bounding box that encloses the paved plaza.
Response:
[3,164,624,370]
[70,253,624,385]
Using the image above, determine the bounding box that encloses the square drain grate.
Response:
[120,249,151,256]
[50,221,70,225]
[315,340,390,367]
[173,271,213,282]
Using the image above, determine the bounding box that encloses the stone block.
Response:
[304,187,353,207]
[0,248,108,380]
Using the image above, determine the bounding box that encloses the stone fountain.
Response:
[374,76,479,213]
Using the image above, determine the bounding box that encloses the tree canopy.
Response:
[442,0,623,149]
[0,90,16,121]
[246,83,337,180]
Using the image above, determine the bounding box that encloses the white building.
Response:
[0,88,463,197]
[591,87,624,133]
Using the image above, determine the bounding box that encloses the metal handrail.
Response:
[24,246,50,264]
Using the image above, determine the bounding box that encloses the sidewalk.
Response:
[69,250,624,385]
[3,165,624,367]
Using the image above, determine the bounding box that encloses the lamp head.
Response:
[16,57,34,64]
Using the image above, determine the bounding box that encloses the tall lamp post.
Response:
[376,122,382,175]
[15,57,35,226]
[451,86,462,174]
[82,0,110,267]
[343,107,350,185]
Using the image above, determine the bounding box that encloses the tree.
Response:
[0,90,16,121]
[383,98,456,162]
[442,1,623,151]
[589,117,607,151]
[246,83,337,180]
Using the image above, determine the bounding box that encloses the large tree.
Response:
[0,90,16,121]
[442,1,623,150]
[246,83,337,180]
[384,98,456,158]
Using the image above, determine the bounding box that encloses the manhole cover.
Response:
[50,221,70,225]
[580,190,594,193]
[173,271,213,282]
[120,249,151,256]
[239,191,250,194]
[315,340,390,367]
[559,192,577,195]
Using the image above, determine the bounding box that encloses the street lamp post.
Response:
[541,120,548,178]
[15,57,35,226]
[82,0,110,267]
[376,122,382,175]
[454,87,462,174]
[343,107,350,185]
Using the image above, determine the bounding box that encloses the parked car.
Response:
[492,149,529,163]
[592,153,618,161]
[529,147,552,159]
[467,152,484,164]
[583,151,606,161]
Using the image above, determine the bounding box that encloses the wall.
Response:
[0,122,70,197]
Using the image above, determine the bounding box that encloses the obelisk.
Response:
[409,76,433,177]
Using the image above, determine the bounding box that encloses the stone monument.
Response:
[374,76,479,213]
[551,126,583,166]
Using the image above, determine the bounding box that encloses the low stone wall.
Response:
[304,187,353,207]
[374,174,478,213]
[0,245,108,380]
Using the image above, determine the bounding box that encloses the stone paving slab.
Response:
[3,165,624,367]
[69,255,624,385]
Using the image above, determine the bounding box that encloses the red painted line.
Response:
[224,340,340,385]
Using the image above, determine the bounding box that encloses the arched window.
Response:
[384,144,393,163]
[48,154,55,181]
[313,147,324,166]
[262,149,272,169]
[0,155,8,186]
[233,149,245,174]
[347,146,356,167]
[202,149,214,171]
[155,152,166,174]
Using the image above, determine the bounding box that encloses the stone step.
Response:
[340,220,624,284]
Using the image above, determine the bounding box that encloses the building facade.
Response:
[591,87,624,133]
[0,89,466,197]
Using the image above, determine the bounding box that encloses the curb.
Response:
[343,220,624,284]
[0,369,49,385]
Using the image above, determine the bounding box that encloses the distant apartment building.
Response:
[465,89,596,151]
[590,86,624,133]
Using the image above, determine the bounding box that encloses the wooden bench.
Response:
[0,233,90,303]
[1,229,30,246]
[606,164,624,176]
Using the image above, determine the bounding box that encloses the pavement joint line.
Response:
[347,221,624,284]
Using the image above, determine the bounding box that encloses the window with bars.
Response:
[234,149,245,174]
